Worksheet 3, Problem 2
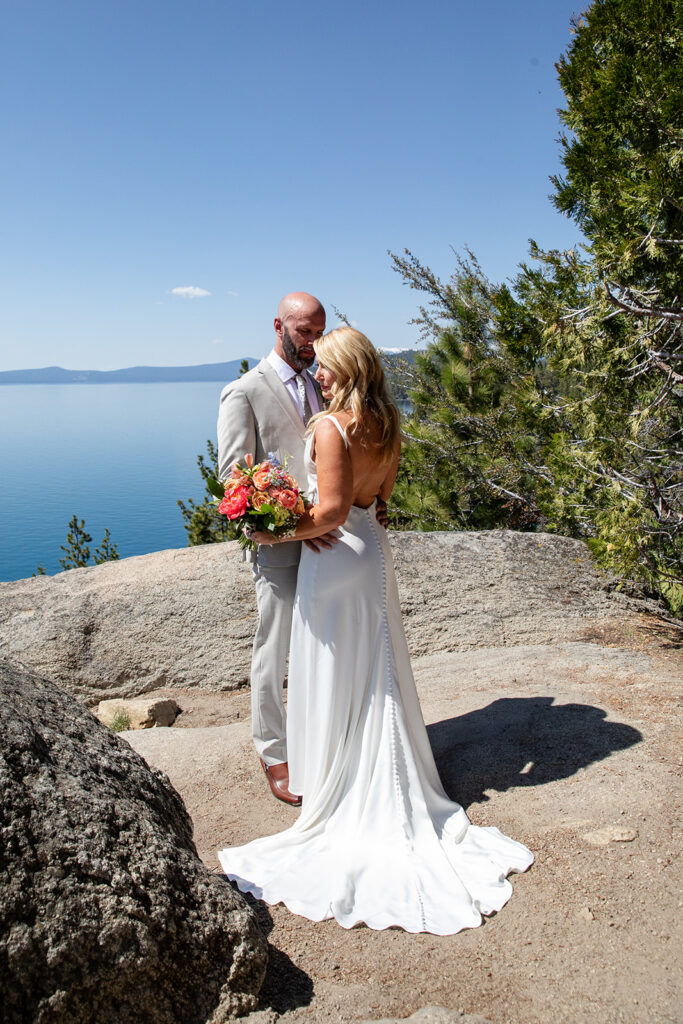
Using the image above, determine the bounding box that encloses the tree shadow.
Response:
[426,696,642,809]
[239,891,314,1015]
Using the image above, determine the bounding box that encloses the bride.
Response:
[218,327,533,934]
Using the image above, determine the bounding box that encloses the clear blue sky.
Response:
[0,0,583,371]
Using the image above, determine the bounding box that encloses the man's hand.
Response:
[250,529,341,551]
[375,497,389,529]
[304,530,341,553]
[249,530,277,546]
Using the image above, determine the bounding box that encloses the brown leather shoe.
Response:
[259,759,302,807]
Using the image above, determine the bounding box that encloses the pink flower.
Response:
[219,486,250,520]
[272,488,298,511]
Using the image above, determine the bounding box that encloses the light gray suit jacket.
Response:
[217,358,320,567]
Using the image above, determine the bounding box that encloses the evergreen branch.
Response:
[605,283,683,321]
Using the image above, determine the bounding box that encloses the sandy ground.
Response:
[123,612,683,1024]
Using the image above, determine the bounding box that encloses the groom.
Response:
[217,292,335,806]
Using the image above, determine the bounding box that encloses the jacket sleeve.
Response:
[217,385,257,481]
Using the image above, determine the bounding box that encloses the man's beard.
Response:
[282,326,315,371]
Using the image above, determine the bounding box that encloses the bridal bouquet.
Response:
[208,453,307,551]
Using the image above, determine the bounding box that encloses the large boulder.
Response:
[0,532,660,704]
[0,660,267,1024]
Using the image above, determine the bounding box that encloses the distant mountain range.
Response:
[0,350,419,386]
[0,360,258,385]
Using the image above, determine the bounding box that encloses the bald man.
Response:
[217,293,333,806]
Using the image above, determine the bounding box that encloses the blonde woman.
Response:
[218,328,532,934]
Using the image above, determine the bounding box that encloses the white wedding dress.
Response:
[218,418,533,934]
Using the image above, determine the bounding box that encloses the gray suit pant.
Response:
[251,561,299,766]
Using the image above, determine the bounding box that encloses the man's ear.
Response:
[274,317,283,338]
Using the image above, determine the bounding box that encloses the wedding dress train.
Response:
[218,423,533,934]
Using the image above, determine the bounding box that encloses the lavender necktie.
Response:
[295,373,313,425]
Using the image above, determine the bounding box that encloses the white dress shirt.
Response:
[266,349,321,422]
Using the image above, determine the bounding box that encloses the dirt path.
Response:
[126,614,682,1024]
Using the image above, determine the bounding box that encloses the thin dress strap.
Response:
[309,413,349,462]
[326,414,349,449]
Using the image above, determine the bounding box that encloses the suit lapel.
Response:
[257,359,307,438]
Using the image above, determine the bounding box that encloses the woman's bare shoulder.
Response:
[328,410,353,429]
[314,413,351,438]
[311,415,351,460]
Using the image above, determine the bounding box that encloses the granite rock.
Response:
[0,531,662,704]
[0,659,267,1024]
[96,696,180,729]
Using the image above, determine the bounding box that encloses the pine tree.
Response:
[388,0,683,613]
[94,528,120,564]
[177,440,231,546]
[58,516,121,571]
[538,0,683,610]
[59,516,93,570]
[553,0,683,314]
[387,250,550,532]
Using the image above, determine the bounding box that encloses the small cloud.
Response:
[380,346,410,353]
[170,286,211,299]
[227,290,239,297]
[211,338,225,345]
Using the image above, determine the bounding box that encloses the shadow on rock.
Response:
[427,696,642,808]
[240,891,314,1015]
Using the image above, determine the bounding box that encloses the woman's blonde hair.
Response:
[310,327,400,461]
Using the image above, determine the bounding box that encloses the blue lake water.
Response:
[0,382,228,581]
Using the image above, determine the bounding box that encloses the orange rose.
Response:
[252,467,273,490]
[251,490,271,510]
